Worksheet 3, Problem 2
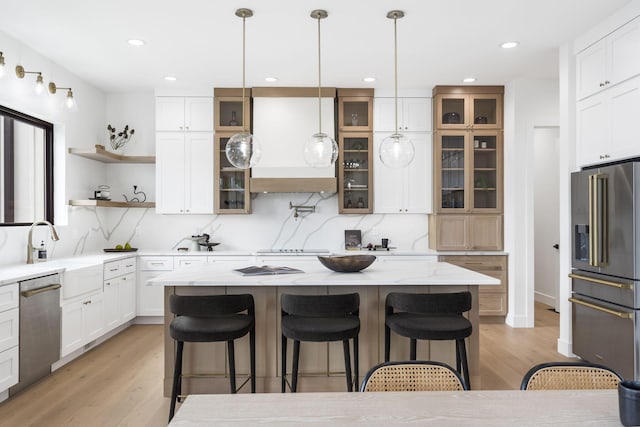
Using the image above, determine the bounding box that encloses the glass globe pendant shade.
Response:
[225,132,262,169]
[304,132,338,168]
[379,133,415,168]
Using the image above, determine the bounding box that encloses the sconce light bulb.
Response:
[66,89,74,109]
[34,74,44,95]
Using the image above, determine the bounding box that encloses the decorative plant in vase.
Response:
[107,124,135,151]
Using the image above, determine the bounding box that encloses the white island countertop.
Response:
[149,259,500,287]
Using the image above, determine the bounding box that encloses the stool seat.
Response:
[386,313,471,341]
[168,294,256,422]
[281,293,360,393]
[170,315,254,342]
[281,315,359,342]
[385,292,472,389]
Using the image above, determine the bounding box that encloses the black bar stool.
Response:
[281,293,360,392]
[384,291,472,388]
[168,294,255,421]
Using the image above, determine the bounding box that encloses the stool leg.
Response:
[342,340,353,392]
[292,340,301,392]
[227,340,236,393]
[384,325,391,362]
[455,339,462,373]
[281,335,287,393]
[353,336,359,391]
[169,341,184,422]
[410,338,417,360]
[457,338,470,389]
[250,326,256,393]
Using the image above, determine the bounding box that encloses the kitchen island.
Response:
[150,259,499,394]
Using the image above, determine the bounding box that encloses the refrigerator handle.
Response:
[589,173,608,267]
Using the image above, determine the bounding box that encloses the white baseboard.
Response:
[557,337,576,358]
[133,316,163,325]
[534,291,556,308]
[505,312,534,328]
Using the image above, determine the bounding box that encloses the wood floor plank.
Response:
[0,303,576,425]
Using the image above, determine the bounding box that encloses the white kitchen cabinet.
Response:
[138,256,174,317]
[156,132,214,214]
[576,76,640,166]
[0,283,18,394]
[174,256,208,270]
[104,258,137,332]
[576,16,640,100]
[156,97,213,132]
[374,97,431,132]
[61,290,104,357]
[373,132,432,213]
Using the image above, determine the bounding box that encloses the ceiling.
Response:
[1,0,632,93]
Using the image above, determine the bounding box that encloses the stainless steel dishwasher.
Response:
[9,273,61,396]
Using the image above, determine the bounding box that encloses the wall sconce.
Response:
[48,82,75,110]
[0,52,5,78]
[15,65,44,94]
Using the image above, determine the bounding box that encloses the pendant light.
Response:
[379,10,414,169]
[226,8,262,170]
[303,9,338,168]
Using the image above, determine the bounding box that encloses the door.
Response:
[156,133,186,213]
[534,127,560,309]
[184,133,214,214]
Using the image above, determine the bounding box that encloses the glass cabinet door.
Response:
[338,97,372,131]
[437,95,467,128]
[470,95,502,128]
[439,133,466,210]
[339,133,372,213]
[215,134,250,213]
[471,132,502,211]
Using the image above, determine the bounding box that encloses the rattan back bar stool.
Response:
[361,360,469,392]
[384,291,473,388]
[520,362,622,390]
[168,294,256,422]
[281,293,360,392]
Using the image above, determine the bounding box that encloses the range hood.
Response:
[250,87,337,193]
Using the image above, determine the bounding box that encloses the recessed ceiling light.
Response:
[463,77,476,83]
[127,39,145,46]
[500,41,519,49]
[363,77,376,83]
[164,76,177,82]
[265,77,278,82]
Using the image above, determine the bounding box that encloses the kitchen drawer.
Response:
[478,293,507,316]
[62,264,103,301]
[140,256,174,271]
[0,346,18,392]
[0,283,19,313]
[120,257,137,276]
[104,260,122,281]
[0,308,18,354]
[175,256,208,270]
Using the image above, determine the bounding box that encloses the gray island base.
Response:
[150,260,500,395]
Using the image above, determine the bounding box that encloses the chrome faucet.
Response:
[26,220,60,264]
[289,201,316,220]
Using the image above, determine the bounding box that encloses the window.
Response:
[0,105,54,225]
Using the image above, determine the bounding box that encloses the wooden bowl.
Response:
[317,255,376,272]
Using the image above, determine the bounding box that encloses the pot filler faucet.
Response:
[26,220,59,264]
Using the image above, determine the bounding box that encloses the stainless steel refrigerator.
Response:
[570,161,640,380]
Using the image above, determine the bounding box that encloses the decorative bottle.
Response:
[357,197,365,208]
[228,111,238,126]
[37,240,47,262]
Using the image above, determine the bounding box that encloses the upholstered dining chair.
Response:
[360,360,468,392]
[520,362,622,390]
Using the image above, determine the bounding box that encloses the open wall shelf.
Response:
[69,200,155,208]
[68,145,155,164]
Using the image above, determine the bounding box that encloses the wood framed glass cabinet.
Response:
[214,134,250,214]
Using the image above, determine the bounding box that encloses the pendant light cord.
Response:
[393,15,399,135]
[317,15,322,134]
[242,14,247,133]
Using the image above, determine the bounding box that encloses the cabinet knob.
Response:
[599,82,606,87]
[185,126,189,130]
[179,126,183,130]
[605,80,610,85]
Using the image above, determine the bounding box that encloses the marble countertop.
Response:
[149,259,501,287]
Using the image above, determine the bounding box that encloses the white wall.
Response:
[0,30,107,265]
[504,78,560,327]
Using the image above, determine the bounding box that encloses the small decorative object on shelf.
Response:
[357,197,365,208]
[123,185,147,203]
[228,111,238,126]
[351,113,358,126]
[107,124,135,151]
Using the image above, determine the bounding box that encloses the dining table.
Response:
[167,389,621,426]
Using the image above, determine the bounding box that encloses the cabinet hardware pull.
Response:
[568,273,632,290]
[150,262,164,265]
[569,297,632,319]
[83,300,91,305]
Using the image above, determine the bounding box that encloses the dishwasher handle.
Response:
[21,283,61,298]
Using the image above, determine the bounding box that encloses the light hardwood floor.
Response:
[0,302,577,426]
